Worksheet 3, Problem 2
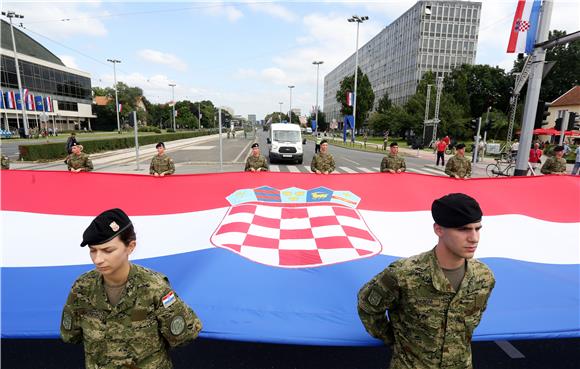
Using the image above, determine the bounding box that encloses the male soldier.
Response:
[311,139,335,174]
[150,142,175,176]
[66,144,93,173]
[61,208,202,369]
[380,142,406,174]
[1,154,9,170]
[245,143,269,172]
[445,143,471,179]
[541,145,567,175]
[358,193,495,369]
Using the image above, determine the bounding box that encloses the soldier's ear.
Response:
[127,240,137,254]
[433,223,444,237]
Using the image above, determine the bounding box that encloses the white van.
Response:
[267,123,306,164]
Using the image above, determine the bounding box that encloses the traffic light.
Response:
[470,119,477,131]
[568,112,578,130]
[485,119,494,131]
[554,117,563,131]
[534,101,550,129]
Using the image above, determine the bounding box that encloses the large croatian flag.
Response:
[507,0,542,54]
[1,171,579,344]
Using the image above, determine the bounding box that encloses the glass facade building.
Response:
[0,19,94,132]
[324,1,482,124]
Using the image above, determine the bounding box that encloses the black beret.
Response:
[455,143,466,150]
[390,142,398,147]
[432,193,482,228]
[320,139,328,145]
[81,208,132,247]
[251,143,259,148]
[156,142,165,149]
[553,145,564,152]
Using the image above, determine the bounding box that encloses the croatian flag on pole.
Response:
[1,171,579,344]
[26,93,35,111]
[5,91,16,109]
[45,96,53,112]
[507,0,542,54]
[346,92,354,107]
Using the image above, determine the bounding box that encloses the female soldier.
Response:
[61,208,202,369]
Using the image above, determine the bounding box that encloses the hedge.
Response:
[19,129,218,161]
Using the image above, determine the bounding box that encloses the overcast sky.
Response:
[3,0,579,119]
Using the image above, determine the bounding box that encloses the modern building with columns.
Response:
[0,20,95,134]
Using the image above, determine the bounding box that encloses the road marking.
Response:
[420,167,445,175]
[338,166,358,173]
[287,166,301,173]
[234,140,255,163]
[494,340,525,359]
[269,165,280,172]
[359,167,374,173]
[372,167,381,171]
[342,157,360,165]
[177,146,216,151]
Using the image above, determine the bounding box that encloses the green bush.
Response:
[138,126,162,133]
[19,129,218,161]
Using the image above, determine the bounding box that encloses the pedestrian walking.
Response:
[380,142,406,174]
[541,145,567,175]
[510,139,519,160]
[311,139,335,174]
[66,132,78,154]
[150,142,175,176]
[315,133,322,154]
[244,143,269,172]
[528,142,543,173]
[445,143,471,179]
[61,208,202,369]
[358,193,495,369]
[436,138,447,166]
[572,146,580,175]
[66,144,93,172]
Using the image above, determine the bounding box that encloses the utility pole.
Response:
[107,59,122,133]
[431,76,444,144]
[278,102,283,123]
[514,0,553,176]
[288,86,295,124]
[313,61,323,133]
[347,15,368,143]
[3,11,29,137]
[168,83,176,131]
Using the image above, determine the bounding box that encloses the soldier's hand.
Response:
[154,173,159,176]
[388,169,395,174]
[316,170,322,174]
[323,171,329,175]
[251,168,256,172]
[396,169,402,173]
[160,172,165,177]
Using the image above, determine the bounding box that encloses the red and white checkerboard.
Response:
[210,203,382,268]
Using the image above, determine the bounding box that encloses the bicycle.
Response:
[486,157,515,177]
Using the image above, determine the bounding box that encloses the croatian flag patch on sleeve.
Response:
[162,291,176,308]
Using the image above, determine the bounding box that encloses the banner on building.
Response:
[1,171,579,344]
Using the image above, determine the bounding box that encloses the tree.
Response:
[511,30,580,102]
[265,112,288,123]
[335,67,375,127]
[309,109,327,131]
[376,91,392,114]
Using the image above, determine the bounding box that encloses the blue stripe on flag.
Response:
[525,0,542,54]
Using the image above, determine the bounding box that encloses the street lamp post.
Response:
[107,58,121,133]
[312,61,324,133]
[347,15,368,142]
[278,102,283,123]
[288,85,295,124]
[168,83,176,131]
[3,11,30,137]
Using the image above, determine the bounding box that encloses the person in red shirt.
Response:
[436,138,448,166]
[529,142,543,173]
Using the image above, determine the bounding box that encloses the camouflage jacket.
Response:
[61,264,202,369]
[1,154,9,170]
[540,156,567,174]
[358,249,495,369]
[445,155,471,178]
[245,155,269,171]
[381,154,406,172]
[310,152,335,173]
[150,154,175,175]
[67,153,93,172]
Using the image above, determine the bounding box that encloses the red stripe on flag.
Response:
[281,207,308,219]
[333,207,359,219]
[507,0,526,53]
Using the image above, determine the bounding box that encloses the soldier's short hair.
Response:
[156,142,165,149]
[390,142,398,147]
[320,139,328,145]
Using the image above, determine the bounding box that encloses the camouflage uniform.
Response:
[540,156,567,174]
[67,153,93,172]
[150,154,175,175]
[1,154,9,170]
[310,152,335,173]
[245,155,269,171]
[380,154,406,173]
[445,155,471,178]
[358,249,495,369]
[61,263,202,369]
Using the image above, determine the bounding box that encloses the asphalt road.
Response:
[2,337,579,369]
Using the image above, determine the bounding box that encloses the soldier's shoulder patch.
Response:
[367,289,383,307]
[170,315,186,335]
[162,291,176,308]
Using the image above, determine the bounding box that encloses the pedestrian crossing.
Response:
[269,165,446,176]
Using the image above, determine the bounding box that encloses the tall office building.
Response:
[0,20,95,132]
[324,1,481,124]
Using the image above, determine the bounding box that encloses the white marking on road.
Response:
[342,157,360,165]
[359,167,374,173]
[372,167,381,171]
[269,165,280,172]
[287,166,301,173]
[494,340,525,359]
[177,146,216,151]
[339,166,358,173]
[234,140,255,163]
[420,167,445,175]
